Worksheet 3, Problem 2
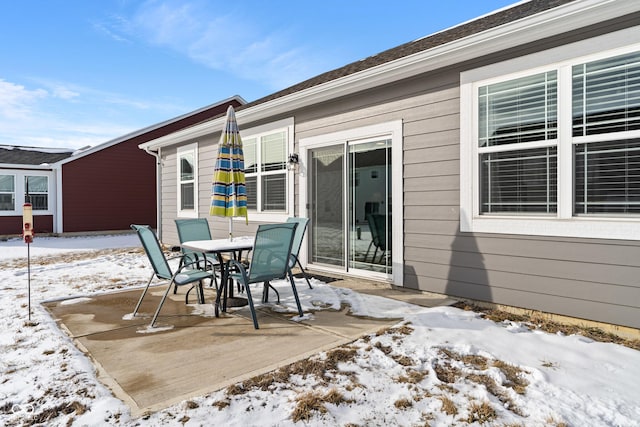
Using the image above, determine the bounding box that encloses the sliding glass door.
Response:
[308,139,392,276]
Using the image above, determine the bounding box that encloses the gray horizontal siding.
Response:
[159,138,259,246]
[398,68,640,329]
[154,15,640,329]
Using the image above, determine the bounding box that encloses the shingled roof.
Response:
[0,145,75,166]
[239,0,575,110]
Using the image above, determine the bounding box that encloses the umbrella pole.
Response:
[229,217,233,241]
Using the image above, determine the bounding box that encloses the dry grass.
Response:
[493,360,529,395]
[454,302,640,351]
[218,300,633,425]
[391,354,415,366]
[393,398,413,409]
[211,400,230,410]
[376,323,414,337]
[227,346,359,396]
[433,348,528,417]
[438,396,458,416]
[433,361,463,384]
[21,401,87,426]
[396,369,427,384]
[291,389,351,423]
[466,401,497,424]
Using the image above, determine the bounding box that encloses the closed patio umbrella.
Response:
[210,106,248,240]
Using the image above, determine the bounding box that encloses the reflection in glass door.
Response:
[309,139,392,275]
[349,140,392,274]
[310,145,344,267]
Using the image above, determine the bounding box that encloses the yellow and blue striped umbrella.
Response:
[210,106,248,237]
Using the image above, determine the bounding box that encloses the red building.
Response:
[0,96,243,236]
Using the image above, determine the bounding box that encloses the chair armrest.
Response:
[179,256,218,272]
[226,258,249,283]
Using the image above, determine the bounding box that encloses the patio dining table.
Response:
[180,236,254,312]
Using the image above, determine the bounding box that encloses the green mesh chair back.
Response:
[131,224,216,327]
[175,218,212,263]
[285,217,312,289]
[132,224,173,280]
[247,222,298,283]
[285,217,309,261]
[221,221,303,329]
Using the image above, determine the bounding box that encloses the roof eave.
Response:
[140,0,639,151]
[56,95,246,165]
[0,163,57,170]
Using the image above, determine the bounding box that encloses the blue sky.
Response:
[1,0,516,150]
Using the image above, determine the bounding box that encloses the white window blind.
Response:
[243,138,258,173]
[575,139,640,214]
[261,132,286,172]
[573,51,640,215]
[478,71,558,214]
[243,129,287,212]
[481,147,557,214]
[572,51,640,136]
[479,71,557,147]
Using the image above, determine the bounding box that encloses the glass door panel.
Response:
[349,140,392,274]
[310,145,344,267]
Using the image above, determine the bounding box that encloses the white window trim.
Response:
[460,27,640,240]
[0,173,17,215]
[239,117,294,223]
[177,143,198,218]
[299,120,404,286]
[0,170,54,216]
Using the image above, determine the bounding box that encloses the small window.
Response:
[0,175,15,211]
[177,144,198,216]
[244,130,288,212]
[25,176,48,210]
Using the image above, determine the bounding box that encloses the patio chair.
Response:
[175,218,220,291]
[131,224,218,328]
[286,217,313,289]
[365,213,388,263]
[218,222,304,329]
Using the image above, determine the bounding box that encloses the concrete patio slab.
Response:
[43,284,402,416]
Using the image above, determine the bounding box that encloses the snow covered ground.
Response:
[1,234,639,426]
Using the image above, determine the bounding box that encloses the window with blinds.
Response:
[479,71,557,147]
[243,130,287,212]
[481,148,557,213]
[572,51,640,137]
[478,71,558,214]
[573,51,640,215]
[575,139,640,214]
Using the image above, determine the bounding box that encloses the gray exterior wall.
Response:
[154,12,640,329]
[159,134,259,246]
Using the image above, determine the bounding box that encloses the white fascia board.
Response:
[140,0,638,151]
[0,163,56,170]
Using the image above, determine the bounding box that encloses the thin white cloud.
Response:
[92,15,132,43]
[0,77,182,149]
[0,79,48,120]
[111,0,325,91]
